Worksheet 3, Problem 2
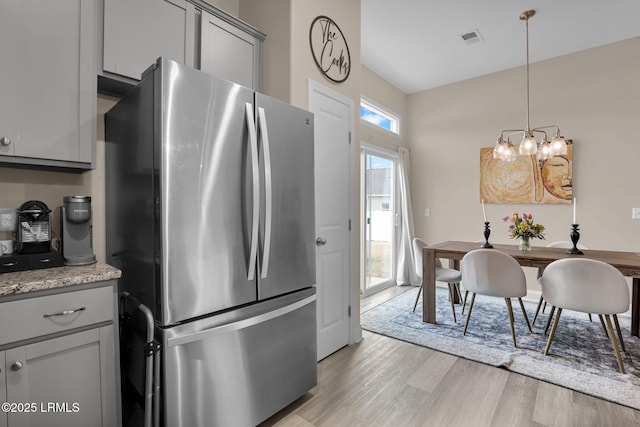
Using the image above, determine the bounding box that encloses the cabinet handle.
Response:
[10,361,23,371]
[43,306,86,318]
[0,137,11,146]
[2,262,18,267]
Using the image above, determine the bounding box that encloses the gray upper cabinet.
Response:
[101,0,264,92]
[0,0,96,170]
[103,0,196,81]
[200,9,263,90]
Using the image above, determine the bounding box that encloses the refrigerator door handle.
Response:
[166,294,316,347]
[246,102,260,281]
[257,106,272,279]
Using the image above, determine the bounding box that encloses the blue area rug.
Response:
[361,286,640,410]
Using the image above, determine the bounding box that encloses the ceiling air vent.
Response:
[460,29,484,45]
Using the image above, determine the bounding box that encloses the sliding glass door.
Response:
[362,146,398,295]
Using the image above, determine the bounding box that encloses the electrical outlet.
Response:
[633,208,640,220]
[424,208,430,217]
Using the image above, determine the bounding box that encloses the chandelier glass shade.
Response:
[493,10,568,162]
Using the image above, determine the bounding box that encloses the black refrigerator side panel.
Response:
[105,70,157,316]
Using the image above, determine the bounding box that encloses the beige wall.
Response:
[407,37,640,291]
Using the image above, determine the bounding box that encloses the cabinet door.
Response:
[4,326,117,427]
[0,0,96,168]
[0,351,5,427]
[200,10,263,90]
[103,0,195,80]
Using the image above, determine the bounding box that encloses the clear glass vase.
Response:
[519,236,531,251]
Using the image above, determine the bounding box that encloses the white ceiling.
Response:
[361,0,640,94]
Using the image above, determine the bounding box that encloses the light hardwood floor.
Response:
[260,286,640,427]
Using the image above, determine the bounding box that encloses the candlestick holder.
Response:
[567,224,584,255]
[481,222,493,248]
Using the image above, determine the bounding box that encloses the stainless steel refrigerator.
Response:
[105,58,316,427]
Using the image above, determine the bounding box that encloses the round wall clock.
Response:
[309,15,351,83]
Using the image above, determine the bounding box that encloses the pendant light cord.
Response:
[525,15,531,134]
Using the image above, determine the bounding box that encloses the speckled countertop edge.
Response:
[0,263,122,297]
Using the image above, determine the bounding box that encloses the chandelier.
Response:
[493,10,567,162]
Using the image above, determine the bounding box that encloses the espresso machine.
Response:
[17,200,52,254]
[60,196,96,265]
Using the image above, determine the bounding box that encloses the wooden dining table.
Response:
[422,241,640,336]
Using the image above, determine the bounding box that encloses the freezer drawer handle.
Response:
[246,102,260,281]
[257,107,273,279]
[43,306,86,318]
[167,294,316,347]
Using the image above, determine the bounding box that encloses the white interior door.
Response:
[309,80,353,361]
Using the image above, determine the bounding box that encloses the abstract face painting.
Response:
[480,141,573,204]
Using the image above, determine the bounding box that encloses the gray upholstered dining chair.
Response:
[541,258,629,374]
[533,241,589,328]
[461,249,532,348]
[412,238,463,322]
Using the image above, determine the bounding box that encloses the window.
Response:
[360,98,400,135]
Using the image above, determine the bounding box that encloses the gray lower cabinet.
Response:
[0,284,119,427]
[0,0,96,170]
[0,351,5,427]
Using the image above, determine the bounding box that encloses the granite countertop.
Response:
[0,263,122,297]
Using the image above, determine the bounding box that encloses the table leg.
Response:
[423,248,436,324]
[449,259,461,303]
[632,277,639,337]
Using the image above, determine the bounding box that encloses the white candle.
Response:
[573,197,577,224]
[482,199,487,222]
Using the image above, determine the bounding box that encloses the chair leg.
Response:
[461,290,469,315]
[518,297,532,333]
[588,313,593,322]
[463,293,476,336]
[598,315,609,338]
[532,295,544,326]
[544,306,556,335]
[542,301,547,313]
[613,314,626,353]
[455,283,463,300]
[412,283,423,312]
[544,308,563,355]
[455,284,464,309]
[505,298,517,348]
[604,314,625,374]
[447,283,457,323]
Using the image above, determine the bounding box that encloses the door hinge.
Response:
[348,305,351,317]
[348,132,351,144]
[348,219,351,231]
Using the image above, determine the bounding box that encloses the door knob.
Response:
[0,137,11,146]
[10,361,23,371]
[316,237,327,246]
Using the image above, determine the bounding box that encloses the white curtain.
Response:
[396,147,419,285]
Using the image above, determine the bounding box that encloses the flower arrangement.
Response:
[502,211,545,241]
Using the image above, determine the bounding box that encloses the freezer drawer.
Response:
[161,288,317,427]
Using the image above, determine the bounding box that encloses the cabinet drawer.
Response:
[0,285,113,346]
[0,255,28,273]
